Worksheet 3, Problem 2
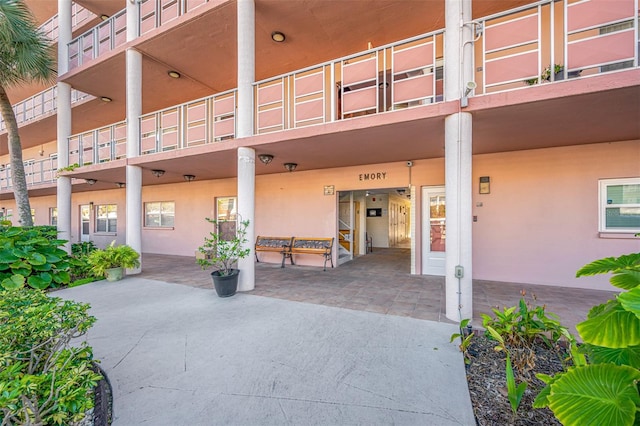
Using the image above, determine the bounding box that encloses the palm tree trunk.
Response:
[0,85,33,227]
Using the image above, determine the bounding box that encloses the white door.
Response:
[422,187,446,275]
[80,205,90,242]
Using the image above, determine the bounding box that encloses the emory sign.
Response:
[359,172,387,181]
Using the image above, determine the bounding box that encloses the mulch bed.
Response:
[464,334,571,426]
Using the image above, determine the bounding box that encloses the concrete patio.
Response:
[59,278,476,425]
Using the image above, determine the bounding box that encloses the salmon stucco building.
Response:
[1,0,639,321]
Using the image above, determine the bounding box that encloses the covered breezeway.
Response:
[137,248,614,335]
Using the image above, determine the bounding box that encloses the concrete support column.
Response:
[444,0,474,322]
[236,0,256,291]
[237,148,255,291]
[126,48,142,273]
[56,0,72,252]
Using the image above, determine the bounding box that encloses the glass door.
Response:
[80,204,91,242]
[422,187,446,275]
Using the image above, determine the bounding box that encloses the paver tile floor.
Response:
[139,248,616,335]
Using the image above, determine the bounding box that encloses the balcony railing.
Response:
[50,0,639,175]
[68,9,127,71]
[68,121,127,167]
[40,3,95,44]
[477,0,638,93]
[0,88,92,132]
[139,91,236,155]
[255,31,444,134]
[0,157,58,191]
[139,0,210,35]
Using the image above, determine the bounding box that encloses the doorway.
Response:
[421,186,446,276]
[80,204,91,242]
[338,188,412,266]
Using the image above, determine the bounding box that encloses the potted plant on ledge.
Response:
[197,218,250,297]
[87,241,140,282]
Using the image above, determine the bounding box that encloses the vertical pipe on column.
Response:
[444,0,473,322]
[57,0,72,252]
[236,0,256,291]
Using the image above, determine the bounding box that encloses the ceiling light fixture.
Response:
[258,154,274,165]
[100,14,109,21]
[85,179,97,185]
[284,162,297,172]
[100,96,112,102]
[151,169,165,178]
[183,174,195,182]
[168,70,181,79]
[116,182,125,188]
[271,31,285,42]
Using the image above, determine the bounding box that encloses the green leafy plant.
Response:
[70,241,98,283]
[486,325,528,415]
[482,296,571,348]
[534,251,640,426]
[86,241,140,278]
[55,163,80,176]
[197,219,250,276]
[0,289,102,425]
[450,318,474,365]
[0,225,71,290]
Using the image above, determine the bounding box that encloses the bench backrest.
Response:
[292,237,334,251]
[255,236,293,248]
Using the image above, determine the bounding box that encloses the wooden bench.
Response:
[255,236,293,262]
[282,237,334,271]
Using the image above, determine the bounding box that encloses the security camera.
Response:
[406,161,413,167]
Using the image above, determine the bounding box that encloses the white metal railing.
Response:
[68,121,127,167]
[40,3,95,44]
[47,0,637,166]
[0,156,58,191]
[0,88,92,132]
[68,9,127,71]
[478,0,639,93]
[254,30,445,134]
[139,90,236,155]
[139,0,210,36]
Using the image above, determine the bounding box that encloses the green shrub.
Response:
[87,241,140,278]
[534,252,640,426]
[0,226,71,290]
[70,241,98,282]
[0,289,101,425]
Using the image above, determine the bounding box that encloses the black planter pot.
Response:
[211,269,240,297]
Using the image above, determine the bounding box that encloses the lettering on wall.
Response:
[359,172,387,181]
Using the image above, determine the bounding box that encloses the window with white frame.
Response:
[216,196,237,241]
[599,178,640,232]
[49,207,57,226]
[144,201,175,228]
[95,204,117,233]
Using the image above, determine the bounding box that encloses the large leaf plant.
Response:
[534,251,640,426]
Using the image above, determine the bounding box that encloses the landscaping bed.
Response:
[465,333,568,425]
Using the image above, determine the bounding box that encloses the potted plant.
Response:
[87,241,140,282]
[197,218,250,297]
[524,64,564,85]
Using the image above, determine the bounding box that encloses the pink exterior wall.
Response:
[472,140,640,291]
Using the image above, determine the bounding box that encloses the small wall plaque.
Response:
[324,185,335,196]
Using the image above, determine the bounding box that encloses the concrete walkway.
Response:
[59,278,476,426]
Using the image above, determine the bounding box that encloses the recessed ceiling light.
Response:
[168,71,181,79]
[271,31,285,42]
[100,14,109,21]
[100,96,112,102]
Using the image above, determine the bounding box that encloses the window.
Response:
[95,204,117,233]
[599,178,640,232]
[216,197,237,240]
[49,207,57,226]
[144,201,175,228]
